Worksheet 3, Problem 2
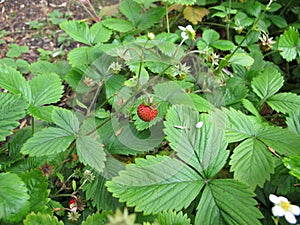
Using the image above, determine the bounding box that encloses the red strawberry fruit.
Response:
[137,103,158,122]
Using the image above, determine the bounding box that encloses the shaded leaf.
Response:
[120,0,141,25]
[82,211,107,225]
[20,170,50,214]
[137,7,165,30]
[286,109,300,135]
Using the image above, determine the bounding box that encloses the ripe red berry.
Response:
[68,198,77,211]
[137,103,158,122]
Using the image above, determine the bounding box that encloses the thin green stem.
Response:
[226,0,232,40]
[31,117,35,136]
[165,3,170,33]
[279,0,294,16]
[87,82,103,115]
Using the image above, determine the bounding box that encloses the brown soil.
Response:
[0,0,119,62]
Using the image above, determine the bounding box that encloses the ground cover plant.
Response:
[0,0,300,224]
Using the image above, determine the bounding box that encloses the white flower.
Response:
[196,121,204,129]
[147,32,155,40]
[269,194,300,224]
[178,25,196,40]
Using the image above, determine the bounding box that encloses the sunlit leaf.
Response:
[0,172,30,223]
[267,92,300,114]
[106,155,204,214]
[278,27,300,61]
[23,212,63,225]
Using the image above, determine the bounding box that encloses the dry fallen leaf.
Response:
[183,6,210,25]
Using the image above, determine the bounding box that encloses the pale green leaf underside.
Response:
[278,27,299,61]
[251,67,283,100]
[29,73,63,106]
[267,92,300,114]
[21,127,75,156]
[76,136,106,173]
[0,65,31,101]
[195,179,263,225]
[228,53,254,67]
[164,105,228,178]
[230,138,274,189]
[106,155,204,214]
[52,107,79,135]
[0,172,30,223]
[23,212,64,225]
[28,105,57,122]
[0,93,28,141]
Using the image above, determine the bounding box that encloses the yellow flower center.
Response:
[280,201,291,211]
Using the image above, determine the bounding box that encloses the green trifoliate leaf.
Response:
[195,179,263,225]
[52,108,79,135]
[278,27,300,61]
[76,136,106,173]
[266,92,300,114]
[157,210,191,225]
[106,155,204,214]
[28,105,57,122]
[0,64,31,100]
[20,169,50,214]
[137,7,165,30]
[229,138,274,190]
[251,67,284,100]
[29,73,63,106]
[23,212,64,225]
[164,105,228,178]
[0,93,28,141]
[21,127,75,156]
[166,0,196,5]
[0,172,30,223]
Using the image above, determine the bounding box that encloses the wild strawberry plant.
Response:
[0,0,300,224]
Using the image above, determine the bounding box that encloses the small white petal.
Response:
[269,194,280,204]
[186,25,194,32]
[196,121,204,129]
[181,32,188,40]
[284,211,297,224]
[178,26,186,31]
[278,196,289,203]
[291,205,300,216]
[272,205,285,217]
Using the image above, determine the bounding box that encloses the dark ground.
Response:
[0,0,119,62]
